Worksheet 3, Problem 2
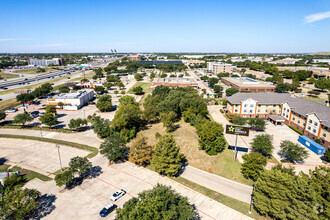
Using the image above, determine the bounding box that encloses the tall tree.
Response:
[279,140,308,162]
[250,134,274,157]
[197,121,226,155]
[96,95,112,112]
[128,135,153,166]
[13,112,33,127]
[241,152,267,181]
[151,135,185,176]
[69,156,92,176]
[160,111,177,132]
[40,113,57,128]
[100,133,128,162]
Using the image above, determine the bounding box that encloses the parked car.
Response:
[110,189,126,202]
[30,111,39,118]
[5,108,17,113]
[99,203,116,217]
[39,112,45,116]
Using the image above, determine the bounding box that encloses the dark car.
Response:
[99,203,116,217]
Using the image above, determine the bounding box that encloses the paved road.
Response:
[181,165,253,203]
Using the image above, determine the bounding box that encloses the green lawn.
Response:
[0,98,20,112]
[0,164,51,181]
[0,70,19,79]
[128,82,152,94]
[13,68,55,74]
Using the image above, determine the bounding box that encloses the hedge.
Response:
[288,125,303,135]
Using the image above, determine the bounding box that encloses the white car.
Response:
[110,189,126,202]
[5,108,17,113]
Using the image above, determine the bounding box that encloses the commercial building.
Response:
[150,77,198,88]
[221,77,275,93]
[47,90,94,110]
[313,59,330,64]
[29,58,63,66]
[128,55,142,61]
[226,93,330,148]
[138,60,183,65]
[269,58,301,65]
[182,60,205,66]
[277,66,330,79]
[207,62,233,74]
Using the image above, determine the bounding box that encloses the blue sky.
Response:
[0,0,329,53]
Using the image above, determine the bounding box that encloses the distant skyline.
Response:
[0,0,330,53]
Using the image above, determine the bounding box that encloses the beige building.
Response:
[183,60,205,66]
[128,55,142,62]
[207,62,233,74]
[226,93,330,148]
[221,77,275,92]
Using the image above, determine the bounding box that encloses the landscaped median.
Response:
[0,134,98,158]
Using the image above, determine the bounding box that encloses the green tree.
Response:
[197,121,226,155]
[0,188,41,220]
[134,73,143,81]
[3,174,26,192]
[40,113,58,128]
[226,88,239,96]
[208,77,219,87]
[13,112,33,127]
[90,115,112,138]
[0,112,6,121]
[94,86,105,94]
[142,105,158,122]
[57,102,64,109]
[132,86,143,95]
[315,78,330,91]
[128,135,153,166]
[54,170,73,187]
[45,105,57,114]
[100,133,128,162]
[96,95,112,112]
[160,111,177,132]
[150,72,156,79]
[116,184,196,220]
[151,135,185,176]
[279,140,308,162]
[241,152,267,181]
[248,118,266,131]
[324,148,330,162]
[69,156,92,176]
[232,116,246,125]
[119,95,138,106]
[213,85,223,93]
[59,85,70,93]
[282,70,293,78]
[254,168,320,220]
[68,118,87,131]
[276,83,291,93]
[250,134,274,157]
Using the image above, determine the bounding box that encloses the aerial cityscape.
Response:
[0,0,330,219]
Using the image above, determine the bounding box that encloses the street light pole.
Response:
[234,134,238,161]
[40,126,43,139]
[55,145,63,170]
[249,184,255,214]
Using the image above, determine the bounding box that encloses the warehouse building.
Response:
[47,90,94,110]
[150,77,198,88]
[221,77,275,93]
[29,58,64,66]
[207,62,233,74]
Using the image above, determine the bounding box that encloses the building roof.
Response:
[269,115,285,122]
[228,92,330,127]
[151,77,197,84]
[50,90,93,99]
[222,77,276,88]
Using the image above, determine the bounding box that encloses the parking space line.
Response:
[96,177,135,198]
[109,165,153,186]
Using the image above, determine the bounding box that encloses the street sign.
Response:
[226,124,249,136]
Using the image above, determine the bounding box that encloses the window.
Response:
[273,105,276,107]
[257,109,261,113]
[323,133,327,138]
[265,110,268,113]
[314,122,318,126]
[258,104,261,107]
[272,110,276,113]
[234,109,238,113]
[309,119,313,123]
[284,107,286,111]
[249,110,253,113]
[296,126,299,129]
[303,123,306,126]
[286,114,289,118]
[307,133,309,137]
[322,140,325,144]
[243,115,247,118]
[283,113,285,116]
[313,129,316,133]
[250,104,254,107]
[298,120,300,123]
[287,109,289,112]
[293,117,295,121]
[266,104,269,107]
[235,104,239,107]
[244,104,247,107]
[243,110,247,113]
[308,126,311,130]
[250,115,253,118]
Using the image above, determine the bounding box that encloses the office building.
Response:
[150,77,198,88]
[128,55,142,61]
[29,58,63,66]
[182,60,205,66]
[138,60,183,65]
[226,93,330,148]
[47,90,94,110]
[221,77,275,93]
[207,62,233,74]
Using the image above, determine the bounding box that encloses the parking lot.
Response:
[0,138,88,174]
[25,161,252,220]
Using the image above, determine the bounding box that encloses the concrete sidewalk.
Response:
[181,165,253,204]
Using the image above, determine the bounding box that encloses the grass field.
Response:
[128,82,152,94]
[135,120,254,186]
[0,98,20,112]
[68,70,95,82]
[13,68,55,74]
[0,164,52,181]
[0,70,19,79]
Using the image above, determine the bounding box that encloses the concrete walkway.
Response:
[181,165,253,203]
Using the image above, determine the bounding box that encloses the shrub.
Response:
[288,126,303,135]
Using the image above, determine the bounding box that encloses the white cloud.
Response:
[0,38,15,41]
[304,11,330,24]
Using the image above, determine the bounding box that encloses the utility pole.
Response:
[249,184,255,214]
[40,126,43,139]
[234,134,238,161]
[55,145,63,170]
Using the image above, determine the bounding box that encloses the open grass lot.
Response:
[128,82,152,94]
[136,120,254,186]
[0,70,19,79]
[0,98,20,112]
[12,68,56,74]
[0,164,51,181]
[68,70,95,82]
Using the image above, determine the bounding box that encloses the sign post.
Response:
[225,125,250,161]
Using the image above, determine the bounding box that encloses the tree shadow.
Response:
[191,204,202,220]
[228,145,249,153]
[57,114,67,118]
[83,166,103,179]
[0,157,7,165]
[31,194,57,219]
